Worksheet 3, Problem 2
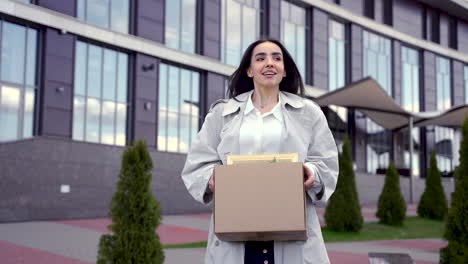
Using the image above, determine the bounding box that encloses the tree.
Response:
[417,151,447,220]
[440,117,468,263]
[97,140,164,264]
[376,162,406,226]
[324,137,363,232]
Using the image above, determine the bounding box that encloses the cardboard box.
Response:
[214,162,307,242]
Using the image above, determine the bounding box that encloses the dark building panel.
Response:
[36,0,76,16]
[393,41,401,105]
[350,24,363,82]
[423,51,436,111]
[202,0,221,59]
[393,0,423,39]
[206,72,225,108]
[457,19,468,54]
[135,0,164,43]
[439,13,450,48]
[40,29,74,138]
[312,8,328,90]
[453,60,464,106]
[133,53,159,146]
[340,0,364,16]
[268,0,281,39]
[0,137,208,222]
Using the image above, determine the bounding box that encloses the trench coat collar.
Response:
[222,89,305,116]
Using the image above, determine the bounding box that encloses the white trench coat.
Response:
[181,91,339,264]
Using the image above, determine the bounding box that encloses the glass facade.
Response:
[363,30,392,173]
[435,56,455,174]
[165,0,196,53]
[77,0,130,34]
[401,46,420,177]
[0,21,38,142]
[328,20,347,150]
[158,63,200,153]
[329,20,345,91]
[281,0,306,78]
[221,0,260,66]
[73,41,128,146]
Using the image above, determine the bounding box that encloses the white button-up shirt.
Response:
[239,94,283,155]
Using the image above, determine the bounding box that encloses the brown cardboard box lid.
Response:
[214,162,306,241]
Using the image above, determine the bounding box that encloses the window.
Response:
[363,31,391,94]
[281,1,306,78]
[73,41,128,146]
[165,0,196,53]
[434,56,455,173]
[449,18,457,50]
[363,30,392,173]
[383,0,393,26]
[465,66,468,103]
[0,21,38,142]
[158,63,200,153]
[77,0,130,34]
[221,0,261,66]
[401,46,420,176]
[363,0,375,19]
[424,8,440,43]
[15,0,32,3]
[328,20,347,149]
[329,20,345,91]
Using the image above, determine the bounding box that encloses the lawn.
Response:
[163,217,445,249]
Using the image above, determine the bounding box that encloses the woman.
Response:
[181,39,338,264]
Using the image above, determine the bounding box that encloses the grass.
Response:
[162,217,445,248]
[322,216,445,242]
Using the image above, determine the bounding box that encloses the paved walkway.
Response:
[0,204,446,264]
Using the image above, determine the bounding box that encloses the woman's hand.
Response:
[208,174,215,192]
[303,164,316,190]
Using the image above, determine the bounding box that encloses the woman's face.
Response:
[247,41,286,90]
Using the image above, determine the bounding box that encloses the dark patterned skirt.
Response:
[244,240,275,264]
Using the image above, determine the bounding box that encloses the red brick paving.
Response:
[328,250,370,264]
[56,218,208,244]
[0,240,91,264]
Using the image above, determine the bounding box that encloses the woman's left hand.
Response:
[303,164,316,190]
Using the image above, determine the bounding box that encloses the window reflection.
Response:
[221,0,260,66]
[435,56,456,174]
[158,63,200,153]
[77,0,129,34]
[363,30,392,173]
[165,0,196,53]
[401,46,420,177]
[73,41,128,146]
[0,21,38,142]
[281,1,306,78]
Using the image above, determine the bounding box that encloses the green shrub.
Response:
[325,137,363,232]
[440,117,468,263]
[376,162,406,226]
[97,140,164,264]
[417,151,447,220]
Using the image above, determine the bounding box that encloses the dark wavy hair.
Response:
[227,38,304,99]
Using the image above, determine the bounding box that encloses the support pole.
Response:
[409,116,414,204]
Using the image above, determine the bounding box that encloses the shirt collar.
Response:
[243,93,283,121]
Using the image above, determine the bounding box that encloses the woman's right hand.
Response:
[208,174,215,192]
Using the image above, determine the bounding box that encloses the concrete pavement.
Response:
[0,204,446,264]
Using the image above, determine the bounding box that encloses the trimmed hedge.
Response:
[376,162,406,226]
[97,141,164,264]
[417,151,447,220]
[325,137,363,232]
